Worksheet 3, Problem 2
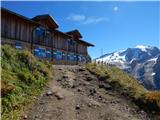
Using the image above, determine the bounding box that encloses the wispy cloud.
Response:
[113,6,119,12]
[67,13,109,25]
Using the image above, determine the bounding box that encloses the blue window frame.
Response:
[39,48,46,58]
[46,49,51,59]
[71,54,74,61]
[78,55,82,62]
[62,52,66,60]
[35,27,45,36]
[58,51,62,60]
[34,48,39,57]
[15,42,22,49]
[74,54,77,61]
[67,52,71,61]
[54,51,58,61]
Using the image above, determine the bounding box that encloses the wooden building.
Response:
[1,7,94,65]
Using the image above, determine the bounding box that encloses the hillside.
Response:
[23,64,159,120]
[95,45,160,90]
[1,45,53,120]
[1,45,160,120]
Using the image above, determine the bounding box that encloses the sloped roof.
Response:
[1,7,39,25]
[32,14,59,29]
[54,30,72,38]
[66,29,83,38]
[79,39,94,47]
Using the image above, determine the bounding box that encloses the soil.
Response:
[22,65,159,120]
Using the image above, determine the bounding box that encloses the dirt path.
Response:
[23,65,155,120]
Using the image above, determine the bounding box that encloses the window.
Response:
[46,49,51,59]
[53,51,58,61]
[34,47,39,57]
[74,54,77,61]
[67,52,71,61]
[34,47,45,58]
[71,54,74,61]
[58,51,62,60]
[62,52,66,60]
[78,55,82,62]
[35,27,44,36]
[15,42,22,49]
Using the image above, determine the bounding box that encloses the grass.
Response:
[1,45,53,120]
[86,63,160,113]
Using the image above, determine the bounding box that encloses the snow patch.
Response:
[148,57,158,62]
[151,73,156,76]
[136,45,150,52]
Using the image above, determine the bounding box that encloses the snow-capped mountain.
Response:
[95,45,160,90]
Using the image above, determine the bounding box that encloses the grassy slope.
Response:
[1,45,53,120]
[86,63,160,113]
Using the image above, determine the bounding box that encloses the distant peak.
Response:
[135,45,151,52]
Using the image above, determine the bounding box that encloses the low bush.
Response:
[86,63,160,113]
[1,45,53,120]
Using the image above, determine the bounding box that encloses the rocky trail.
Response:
[23,65,156,120]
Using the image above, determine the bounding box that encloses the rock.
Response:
[89,100,101,107]
[99,84,112,90]
[39,101,45,104]
[57,79,62,81]
[90,89,96,96]
[63,75,69,78]
[55,93,64,100]
[46,91,54,96]
[83,81,90,86]
[84,73,89,76]
[24,115,28,119]
[79,67,85,72]
[71,85,76,88]
[98,95,102,100]
[77,88,83,92]
[35,115,38,118]
[86,76,93,81]
[75,105,80,110]
[139,110,145,115]
[88,103,92,107]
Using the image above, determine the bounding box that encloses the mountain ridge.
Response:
[95,45,160,90]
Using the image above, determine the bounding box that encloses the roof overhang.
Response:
[53,30,72,38]
[79,39,94,47]
[1,7,39,25]
[66,29,83,38]
[32,14,59,29]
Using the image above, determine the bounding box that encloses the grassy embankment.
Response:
[86,63,160,113]
[1,45,53,120]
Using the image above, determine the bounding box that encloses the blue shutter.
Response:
[67,52,70,61]
[62,52,65,60]
[46,49,51,59]
[35,27,45,36]
[74,54,77,61]
[15,42,22,49]
[34,48,39,57]
[38,48,46,58]
[58,51,62,60]
[78,55,81,62]
[54,51,58,60]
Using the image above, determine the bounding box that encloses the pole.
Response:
[101,48,103,66]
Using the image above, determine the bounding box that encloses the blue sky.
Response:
[2,1,160,58]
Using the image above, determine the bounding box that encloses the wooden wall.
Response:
[1,11,35,43]
[1,9,90,65]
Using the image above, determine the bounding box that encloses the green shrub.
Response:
[86,63,160,113]
[1,45,53,120]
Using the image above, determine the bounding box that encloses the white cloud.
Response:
[67,13,109,25]
[67,14,86,21]
[113,6,119,12]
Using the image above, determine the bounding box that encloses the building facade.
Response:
[1,7,94,65]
